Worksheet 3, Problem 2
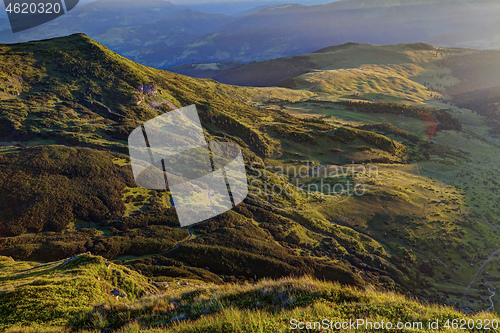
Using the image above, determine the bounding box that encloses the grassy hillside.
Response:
[2,33,500,328]
[0,254,156,331]
[0,34,416,299]
[207,41,500,314]
[213,42,486,101]
[2,254,499,332]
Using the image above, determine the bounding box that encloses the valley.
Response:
[1,33,500,330]
[230,42,500,313]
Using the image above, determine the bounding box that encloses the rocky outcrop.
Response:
[110,288,127,298]
[137,84,158,96]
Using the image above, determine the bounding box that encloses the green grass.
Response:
[283,102,434,140]
[4,270,499,332]
[292,66,437,104]
[2,33,500,328]
[0,254,156,331]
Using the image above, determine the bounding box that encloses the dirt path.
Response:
[432,254,448,268]
[164,227,193,253]
[464,247,500,296]
[481,214,500,233]
[465,213,499,232]
[301,79,322,91]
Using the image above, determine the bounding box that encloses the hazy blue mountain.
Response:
[94,10,235,57]
[0,0,188,43]
[165,61,243,79]
[135,0,500,67]
[231,5,278,17]
[1,0,500,69]
[0,0,235,65]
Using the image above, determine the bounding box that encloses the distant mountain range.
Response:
[158,0,500,68]
[1,0,500,68]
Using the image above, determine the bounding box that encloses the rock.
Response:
[131,94,145,105]
[137,84,158,96]
[120,292,127,298]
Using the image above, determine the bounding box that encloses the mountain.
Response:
[135,0,500,67]
[430,17,500,50]
[0,34,406,295]
[2,34,500,329]
[165,61,244,79]
[2,0,500,69]
[232,4,278,17]
[94,10,235,57]
[0,0,188,41]
[210,42,500,91]
[211,40,500,133]
[0,0,236,62]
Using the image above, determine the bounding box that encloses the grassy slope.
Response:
[2,33,500,329]
[226,42,500,313]
[0,34,420,309]
[215,42,498,107]
[0,254,156,331]
[2,255,499,332]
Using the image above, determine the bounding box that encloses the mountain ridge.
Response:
[2,0,500,68]
[2,34,500,325]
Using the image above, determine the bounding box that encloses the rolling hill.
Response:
[0,34,405,290]
[209,42,500,109]
[2,33,500,330]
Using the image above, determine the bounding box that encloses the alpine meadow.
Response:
[2,0,500,332]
